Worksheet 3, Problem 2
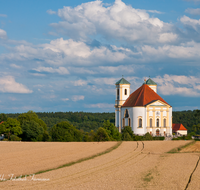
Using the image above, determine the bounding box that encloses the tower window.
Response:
[125,89,127,95]
[123,118,125,127]
[117,89,119,100]
[156,118,159,127]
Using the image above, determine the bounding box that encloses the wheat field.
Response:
[1,140,199,190]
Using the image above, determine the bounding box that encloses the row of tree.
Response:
[0,111,51,141]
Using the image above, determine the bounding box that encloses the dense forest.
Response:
[0,109,199,142]
[6,112,115,132]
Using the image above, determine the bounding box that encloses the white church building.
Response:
[115,77,172,136]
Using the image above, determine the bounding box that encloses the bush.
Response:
[10,135,21,141]
[143,133,153,141]
[94,127,110,141]
[121,126,135,141]
[152,136,165,140]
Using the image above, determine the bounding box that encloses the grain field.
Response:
[0,141,117,179]
[2,140,199,190]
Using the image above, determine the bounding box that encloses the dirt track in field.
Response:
[2,140,200,190]
[0,141,117,179]
[181,141,200,152]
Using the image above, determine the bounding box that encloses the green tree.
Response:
[0,118,22,140]
[0,113,7,122]
[20,120,44,141]
[94,127,110,141]
[103,120,121,141]
[121,126,135,141]
[18,111,50,141]
[50,121,83,142]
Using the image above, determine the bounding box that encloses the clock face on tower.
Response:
[156,111,160,116]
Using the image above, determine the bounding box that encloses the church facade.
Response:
[115,77,172,136]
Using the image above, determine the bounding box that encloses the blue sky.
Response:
[0,0,200,113]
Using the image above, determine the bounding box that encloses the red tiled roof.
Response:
[122,84,170,107]
[0,121,3,125]
[172,124,187,131]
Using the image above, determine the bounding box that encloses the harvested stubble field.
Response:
[1,140,200,190]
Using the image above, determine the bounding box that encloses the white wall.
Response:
[132,107,146,135]
[169,107,172,135]
[177,130,187,135]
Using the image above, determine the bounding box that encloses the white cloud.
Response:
[51,0,173,44]
[61,98,69,101]
[10,64,21,69]
[33,66,70,75]
[0,29,7,39]
[0,14,7,17]
[153,74,200,97]
[73,80,87,86]
[147,10,163,14]
[85,103,113,108]
[180,15,200,30]
[158,33,177,43]
[185,8,200,15]
[0,76,32,93]
[47,9,56,15]
[0,38,129,66]
[141,41,200,60]
[71,95,84,101]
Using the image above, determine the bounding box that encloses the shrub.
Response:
[143,133,153,141]
[10,135,21,141]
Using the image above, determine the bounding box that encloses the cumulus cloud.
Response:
[61,98,69,101]
[0,38,130,66]
[73,80,87,86]
[185,8,200,15]
[0,14,7,17]
[50,0,175,44]
[33,66,70,75]
[153,74,200,97]
[180,15,200,31]
[10,64,21,69]
[142,41,200,60]
[0,76,32,93]
[85,103,113,108]
[71,95,84,101]
[47,9,56,15]
[0,29,7,39]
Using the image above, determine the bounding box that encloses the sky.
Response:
[0,0,200,113]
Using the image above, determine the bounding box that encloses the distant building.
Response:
[115,77,172,136]
[172,123,187,136]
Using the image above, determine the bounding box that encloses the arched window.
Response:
[150,118,152,127]
[124,109,129,118]
[164,119,166,127]
[117,89,119,100]
[138,118,142,128]
[125,89,127,95]
[156,118,159,127]
[128,118,131,127]
[123,118,125,127]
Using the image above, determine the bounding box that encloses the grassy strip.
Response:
[167,140,195,154]
[1,141,122,182]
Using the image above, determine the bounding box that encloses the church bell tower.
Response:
[115,77,130,132]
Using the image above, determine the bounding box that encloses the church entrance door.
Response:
[156,129,159,136]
